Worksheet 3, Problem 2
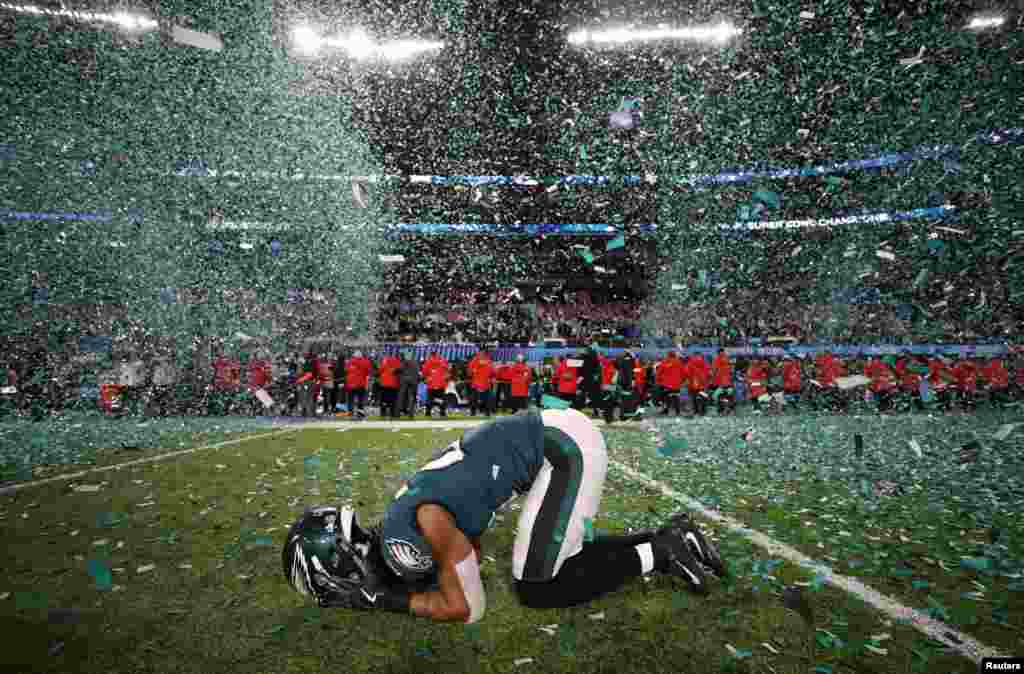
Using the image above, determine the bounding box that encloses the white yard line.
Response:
[0,427,300,495]
[608,420,1007,665]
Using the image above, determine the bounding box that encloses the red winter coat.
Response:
[815,353,841,387]
[600,356,617,387]
[952,361,978,392]
[497,364,513,385]
[659,355,686,391]
[685,355,709,392]
[421,355,451,390]
[468,354,494,391]
[747,363,768,398]
[895,358,922,392]
[510,363,532,397]
[317,359,336,387]
[981,359,1009,389]
[928,359,954,388]
[864,359,897,393]
[345,356,373,390]
[378,356,401,389]
[633,360,646,393]
[782,360,802,393]
[555,360,578,395]
[711,353,732,388]
[247,359,271,390]
[213,357,241,391]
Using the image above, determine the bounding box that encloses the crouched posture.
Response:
[282,409,727,623]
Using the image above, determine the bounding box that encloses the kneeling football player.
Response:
[282,408,727,623]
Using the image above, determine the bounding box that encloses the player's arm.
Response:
[410,504,485,623]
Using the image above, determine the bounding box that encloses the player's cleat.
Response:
[658,513,728,579]
[653,528,708,594]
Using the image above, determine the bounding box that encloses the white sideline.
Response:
[609,419,1007,665]
[1,417,1009,663]
[0,427,300,495]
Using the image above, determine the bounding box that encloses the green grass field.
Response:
[1,410,1018,673]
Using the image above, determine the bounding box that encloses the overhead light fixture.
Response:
[568,21,741,46]
[966,15,1005,30]
[0,2,157,32]
[292,24,444,60]
[292,25,322,55]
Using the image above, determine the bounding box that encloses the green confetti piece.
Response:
[960,557,991,571]
[583,517,595,543]
[911,579,931,590]
[558,623,576,657]
[814,666,834,674]
[16,591,49,610]
[86,560,113,591]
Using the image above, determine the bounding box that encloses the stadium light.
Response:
[292,25,323,55]
[568,21,741,47]
[293,24,444,60]
[965,15,1005,30]
[0,2,157,31]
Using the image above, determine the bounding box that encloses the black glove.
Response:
[316,572,411,614]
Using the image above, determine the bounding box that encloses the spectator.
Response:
[895,352,925,412]
[468,350,495,416]
[211,350,241,416]
[509,355,532,411]
[980,356,1009,406]
[296,352,318,417]
[928,356,955,411]
[684,352,709,416]
[711,348,734,415]
[615,349,637,416]
[378,351,402,419]
[747,359,769,412]
[951,357,979,411]
[317,351,337,414]
[658,351,685,416]
[495,360,513,413]
[553,355,578,406]
[345,350,373,419]
[864,356,897,413]
[782,355,803,408]
[422,351,451,418]
[598,351,618,423]
[398,352,420,419]
[246,350,273,416]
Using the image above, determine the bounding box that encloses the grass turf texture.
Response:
[632,407,1024,660]
[0,421,986,673]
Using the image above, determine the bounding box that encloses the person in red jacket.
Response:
[633,357,647,403]
[509,355,533,411]
[598,353,618,423]
[317,352,337,414]
[657,352,685,416]
[495,361,514,413]
[864,356,897,412]
[685,353,710,417]
[710,349,735,415]
[345,350,373,419]
[378,352,402,419]
[813,351,845,412]
[554,355,579,406]
[980,356,1010,407]
[422,351,452,418]
[928,356,955,411]
[951,356,979,411]
[782,356,802,409]
[747,359,768,412]
[468,350,495,417]
[246,352,272,416]
[894,353,925,412]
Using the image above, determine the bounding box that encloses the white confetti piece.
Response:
[513,658,534,667]
[865,644,888,655]
[137,501,156,508]
[588,611,605,620]
[179,563,193,569]
[993,424,1020,441]
[870,633,892,642]
[725,644,739,657]
[112,568,124,573]
[75,484,102,492]
[909,440,923,458]
[237,574,251,580]
[112,585,124,592]
[0,592,9,600]
[70,530,79,537]
[137,564,156,574]
[116,541,125,549]
[799,11,815,19]
[92,539,109,546]
[537,625,558,636]
[215,465,227,470]
[876,250,895,261]
[762,642,779,654]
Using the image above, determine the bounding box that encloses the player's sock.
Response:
[513,540,645,609]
